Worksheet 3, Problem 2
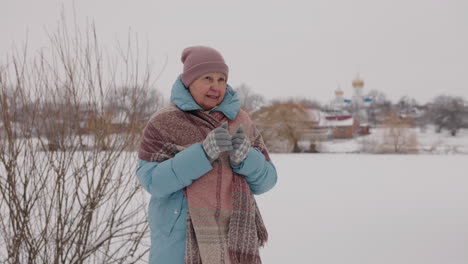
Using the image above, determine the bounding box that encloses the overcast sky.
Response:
[2,0,468,104]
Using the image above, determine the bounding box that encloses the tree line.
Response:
[234,85,468,153]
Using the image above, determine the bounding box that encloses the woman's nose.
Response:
[210,82,220,91]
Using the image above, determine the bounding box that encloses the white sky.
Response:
[2,0,468,104]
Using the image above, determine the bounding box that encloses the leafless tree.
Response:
[106,85,164,127]
[365,89,392,125]
[0,18,160,263]
[234,83,265,114]
[296,98,322,110]
[252,100,313,153]
[396,96,418,111]
[428,95,465,136]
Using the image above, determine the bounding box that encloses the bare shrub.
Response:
[378,112,419,154]
[0,18,160,263]
[359,136,380,153]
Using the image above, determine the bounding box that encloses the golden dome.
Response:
[352,76,364,88]
[335,89,344,96]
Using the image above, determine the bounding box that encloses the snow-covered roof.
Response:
[305,109,355,127]
[318,113,354,127]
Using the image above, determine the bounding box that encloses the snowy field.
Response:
[2,144,467,263]
[317,127,468,154]
[257,154,468,264]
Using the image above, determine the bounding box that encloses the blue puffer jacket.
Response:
[136,76,277,264]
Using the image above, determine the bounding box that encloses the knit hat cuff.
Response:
[181,61,229,87]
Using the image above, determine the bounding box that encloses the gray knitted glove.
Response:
[202,122,233,163]
[229,126,251,167]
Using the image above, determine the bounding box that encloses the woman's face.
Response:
[188,72,227,110]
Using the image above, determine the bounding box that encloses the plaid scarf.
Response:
[138,104,268,264]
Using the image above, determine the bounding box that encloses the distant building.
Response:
[318,75,373,139]
[304,109,364,140]
[321,114,357,139]
[330,88,346,110]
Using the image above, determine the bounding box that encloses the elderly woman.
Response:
[136,46,277,264]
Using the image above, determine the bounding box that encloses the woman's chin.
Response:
[201,100,220,109]
[204,105,215,110]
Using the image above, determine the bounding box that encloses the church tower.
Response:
[352,74,365,106]
[351,74,368,123]
[330,87,345,110]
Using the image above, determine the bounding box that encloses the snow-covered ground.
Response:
[317,126,468,154]
[257,154,468,264]
[3,139,467,263]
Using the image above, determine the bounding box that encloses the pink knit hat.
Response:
[181,46,229,87]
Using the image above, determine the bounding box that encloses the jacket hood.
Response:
[170,75,240,120]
